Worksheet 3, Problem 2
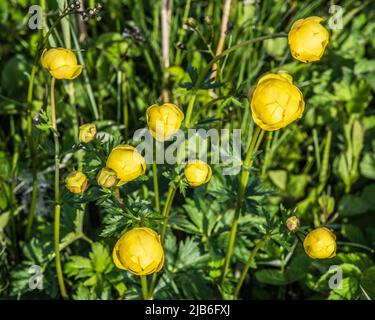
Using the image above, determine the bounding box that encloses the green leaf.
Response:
[338,185,375,216]
[360,266,375,299]
[360,152,375,180]
[342,224,367,244]
[255,269,288,285]
[89,243,113,274]
[65,256,93,279]
[328,277,360,300]
[268,170,287,191]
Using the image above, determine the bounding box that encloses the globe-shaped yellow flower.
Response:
[112,227,164,275]
[146,103,184,141]
[303,227,337,259]
[250,72,305,131]
[65,171,88,194]
[41,48,82,80]
[288,16,329,63]
[79,123,96,143]
[184,160,212,187]
[96,167,119,188]
[106,144,146,185]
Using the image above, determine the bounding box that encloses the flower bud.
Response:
[96,167,118,188]
[112,227,164,275]
[184,160,212,187]
[40,48,82,80]
[250,72,305,131]
[146,103,184,141]
[65,171,88,193]
[185,17,197,28]
[288,16,329,63]
[106,144,146,185]
[303,227,337,259]
[286,216,300,232]
[79,123,97,143]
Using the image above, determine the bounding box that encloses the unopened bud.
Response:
[65,171,88,194]
[79,123,97,143]
[185,17,197,29]
[96,167,119,188]
[286,216,300,232]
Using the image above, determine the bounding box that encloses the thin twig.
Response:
[211,0,232,82]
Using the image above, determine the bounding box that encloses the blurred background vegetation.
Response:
[0,0,374,299]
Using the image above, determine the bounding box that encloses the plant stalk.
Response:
[50,77,68,299]
[234,235,269,297]
[148,185,178,299]
[141,276,149,300]
[184,94,197,128]
[219,126,264,287]
[152,160,160,213]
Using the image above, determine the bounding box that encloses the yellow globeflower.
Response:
[65,171,88,194]
[303,227,337,259]
[184,160,212,187]
[146,103,184,141]
[250,72,305,131]
[79,123,97,143]
[96,167,119,188]
[41,48,82,80]
[112,227,164,275]
[288,16,329,63]
[106,144,146,185]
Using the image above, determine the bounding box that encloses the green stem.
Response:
[25,5,78,239]
[50,77,68,299]
[234,235,269,297]
[160,186,178,243]
[141,276,148,300]
[122,72,129,139]
[184,94,197,128]
[25,62,38,240]
[174,0,192,65]
[219,126,264,287]
[261,132,272,180]
[337,241,375,253]
[9,116,20,253]
[148,185,178,299]
[152,158,160,213]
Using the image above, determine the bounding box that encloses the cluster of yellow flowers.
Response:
[43,15,335,278]
[109,103,214,275]
[251,16,336,260]
[63,99,212,274]
[250,16,329,131]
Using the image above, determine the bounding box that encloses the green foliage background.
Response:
[0,0,374,300]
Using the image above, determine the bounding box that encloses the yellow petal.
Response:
[50,65,83,80]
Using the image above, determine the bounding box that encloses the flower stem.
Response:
[152,141,160,213]
[141,276,148,300]
[219,126,264,287]
[25,6,74,239]
[160,186,178,243]
[25,62,38,240]
[234,235,269,298]
[50,77,68,299]
[148,185,178,299]
[184,94,197,128]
